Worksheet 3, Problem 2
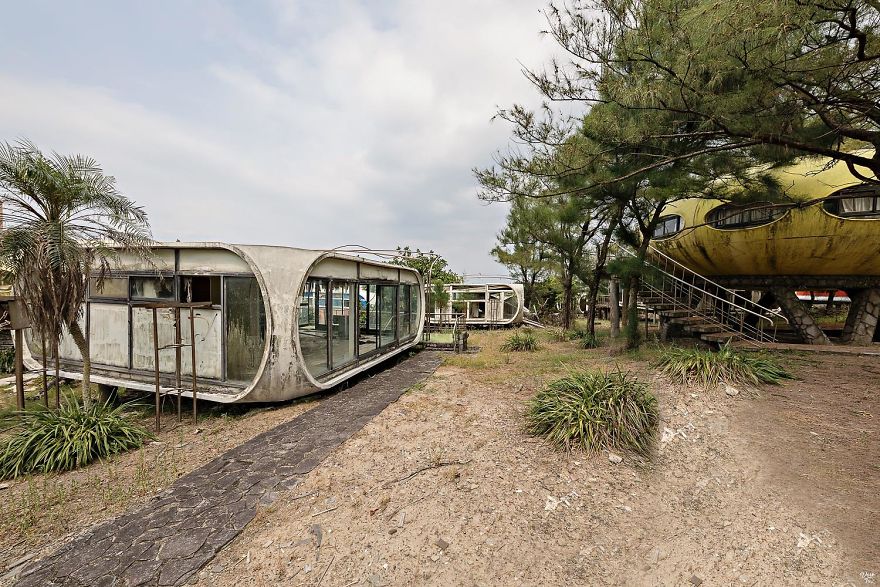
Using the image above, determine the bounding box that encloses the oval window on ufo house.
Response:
[706,203,782,229]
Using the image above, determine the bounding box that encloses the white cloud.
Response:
[0,1,560,276]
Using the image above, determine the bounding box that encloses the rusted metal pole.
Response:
[41,334,48,408]
[14,329,24,411]
[152,307,160,433]
[174,307,182,423]
[54,342,60,408]
[189,307,198,423]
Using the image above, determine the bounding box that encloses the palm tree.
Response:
[0,140,152,408]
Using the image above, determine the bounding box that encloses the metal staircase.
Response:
[624,245,787,346]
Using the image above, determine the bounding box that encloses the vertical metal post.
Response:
[41,334,48,408]
[190,307,198,424]
[14,329,24,411]
[54,342,60,408]
[152,307,160,433]
[174,307,182,423]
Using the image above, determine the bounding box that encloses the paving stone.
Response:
[13,351,440,586]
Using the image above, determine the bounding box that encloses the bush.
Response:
[574,330,602,349]
[655,344,793,388]
[0,348,14,374]
[0,400,152,479]
[526,370,658,456]
[501,330,541,352]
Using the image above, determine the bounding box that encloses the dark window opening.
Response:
[181,276,221,304]
[652,215,683,239]
[706,203,781,229]
[130,276,175,300]
[823,185,880,218]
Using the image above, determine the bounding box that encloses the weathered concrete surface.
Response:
[14,350,442,587]
[841,288,880,345]
[772,288,831,345]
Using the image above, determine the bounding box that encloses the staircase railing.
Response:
[620,245,787,344]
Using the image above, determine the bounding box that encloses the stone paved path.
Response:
[15,351,442,587]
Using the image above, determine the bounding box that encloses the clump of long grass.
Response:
[0,401,152,480]
[573,330,602,349]
[526,370,658,457]
[501,329,541,352]
[655,344,793,388]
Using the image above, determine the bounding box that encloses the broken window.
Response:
[180,276,221,305]
[226,277,266,382]
[130,276,174,300]
[89,276,128,299]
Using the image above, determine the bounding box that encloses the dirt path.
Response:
[9,352,442,587]
[196,333,877,586]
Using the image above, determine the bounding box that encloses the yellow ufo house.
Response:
[651,151,880,345]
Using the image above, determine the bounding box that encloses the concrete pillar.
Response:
[840,288,880,345]
[772,288,830,345]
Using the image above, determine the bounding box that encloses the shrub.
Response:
[574,330,602,349]
[655,344,793,388]
[0,348,14,374]
[0,400,152,479]
[526,370,658,456]
[501,330,540,352]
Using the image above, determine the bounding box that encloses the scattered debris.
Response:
[383,459,473,488]
[608,453,623,464]
[309,524,323,548]
[689,574,703,586]
[796,532,823,549]
[0,483,10,491]
[311,506,339,517]
[435,537,450,551]
[724,384,740,397]
[544,496,559,511]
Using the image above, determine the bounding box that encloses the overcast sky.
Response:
[0,1,561,277]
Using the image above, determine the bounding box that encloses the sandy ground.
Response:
[0,392,318,577]
[194,331,879,586]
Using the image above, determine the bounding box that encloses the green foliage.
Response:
[0,348,14,373]
[501,329,541,352]
[526,369,658,456]
[574,330,602,349]
[392,246,460,285]
[0,401,152,480]
[655,345,793,388]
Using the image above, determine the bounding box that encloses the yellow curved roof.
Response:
[654,151,880,277]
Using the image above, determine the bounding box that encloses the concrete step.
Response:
[669,316,711,325]
[701,331,745,343]
[685,323,726,334]
[659,310,694,318]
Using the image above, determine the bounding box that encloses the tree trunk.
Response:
[68,320,92,409]
[609,276,621,337]
[562,266,574,330]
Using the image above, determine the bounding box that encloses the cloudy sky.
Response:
[0,1,561,277]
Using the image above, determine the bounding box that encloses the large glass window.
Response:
[409,285,420,336]
[359,283,378,357]
[298,278,329,377]
[398,284,411,340]
[503,291,518,319]
[707,204,780,229]
[378,284,397,347]
[225,277,266,382]
[89,276,128,299]
[652,215,683,238]
[331,282,357,369]
[131,276,174,300]
[824,186,880,217]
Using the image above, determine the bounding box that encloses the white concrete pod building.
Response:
[441,283,524,326]
[23,243,425,403]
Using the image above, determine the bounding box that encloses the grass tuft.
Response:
[0,400,153,480]
[501,329,541,352]
[526,369,658,457]
[655,344,793,388]
[574,330,602,349]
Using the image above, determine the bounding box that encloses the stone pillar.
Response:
[840,288,880,345]
[772,288,830,345]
